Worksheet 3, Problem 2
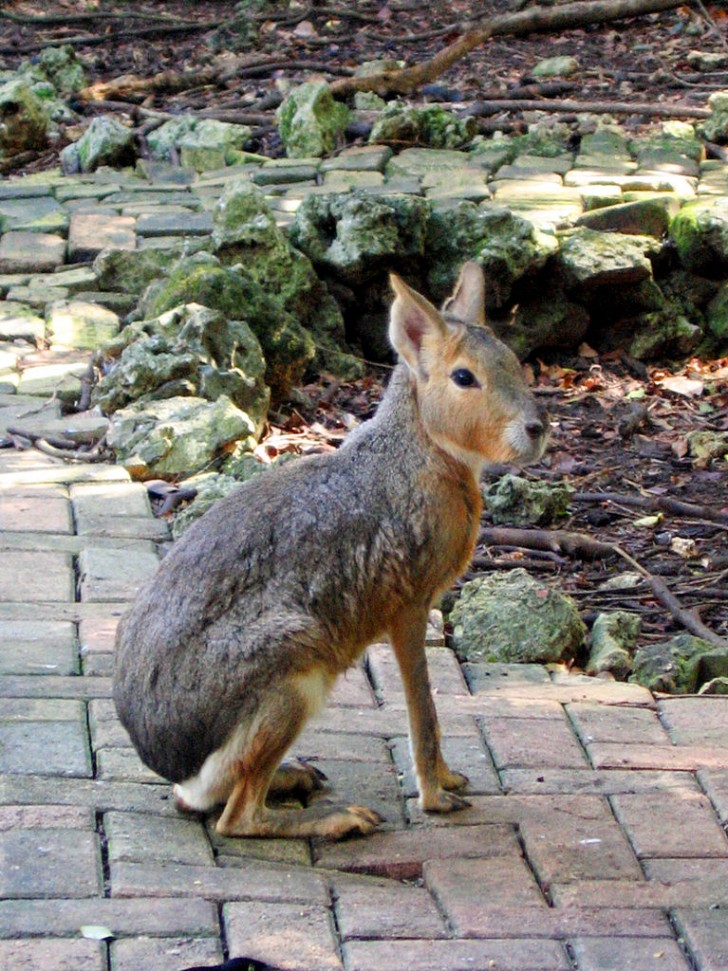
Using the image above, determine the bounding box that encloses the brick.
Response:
[0,231,66,273]
[111,859,328,904]
[0,774,176,817]
[426,857,546,932]
[521,802,643,884]
[553,871,728,908]
[96,747,163,784]
[111,936,224,971]
[0,550,73,602]
[304,759,405,828]
[698,768,728,822]
[0,619,77,675]
[327,664,376,708]
[77,546,158,602]
[567,702,669,745]
[105,810,213,865]
[366,643,468,704]
[212,828,311,868]
[224,901,342,970]
[463,661,551,692]
[76,514,170,540]
[293,729,390,763]
[343,938,570,971]
[481,716,589,770]
[672,908,728,971]
[0,697,84,721]
[501,769,697,795]
[0,939,105,971]
[611,790,728,858]
[67,214,136,261]
[136,211,213,237]
[79,615,119,654]
[317,823,519,879]
[0,495,72,533]
[0,829,100,897]
[570,937,692,971]
[588,742,728,772]
[70,480,152,519]
[390,731,500,799]
[645,856,728,888]
[332,872,448,940]
[0,674,112,702]
[0,804,93,830]
[0,720,91,776]
[426,906,672,940]
[407,792,614,828]
[659,698,728,746]
[0,897,217,937]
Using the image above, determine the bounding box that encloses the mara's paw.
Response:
[421,788,472,814]
[440,768,469,792]
[173,783,213,815]
[272,759,327,797]
[323,805,383,840]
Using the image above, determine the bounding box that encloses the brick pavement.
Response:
[0,430,727,971]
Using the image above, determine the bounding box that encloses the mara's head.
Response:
[389,262,548,473]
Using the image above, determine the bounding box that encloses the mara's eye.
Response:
[451,368,479,388]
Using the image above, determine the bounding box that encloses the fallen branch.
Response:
[330,0,687,98]
[574,491,728,525]
[466,98,711,119]
[480,526,613,559]
[0,23,215,57]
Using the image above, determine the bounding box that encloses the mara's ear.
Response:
[389,273,449,375]
[441,261,486,326]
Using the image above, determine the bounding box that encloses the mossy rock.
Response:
[212,179,360,378]
[141,253,314,400]
[586,611,641,680]
[290,190,431,286]
[426,202,558,307]
[556,228,659,293]
[276,81,350,159]
[0,79,49,157]
[369,103,476,150]
[669,199,728,278]
[93,244,210,296]
[503,279,589,358]
[630,633,727,693]
[451,568,586,664]
[95,303,270,433]
[61,115,136,174]
[483,475,572,526]
[629,310,703,360]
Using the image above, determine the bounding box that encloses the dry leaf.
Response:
[656,374,704,397]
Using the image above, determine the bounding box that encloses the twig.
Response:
[479,526,613,559]
[0,22,217,57]
[613,545,728,649]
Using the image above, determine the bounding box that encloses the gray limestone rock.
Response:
[451,569,586,664]
[630,633,727,694]
[586,611,641,679]
[0,79,49,157]
[61,115,136,174]
[483,475,572,527]
[669,198,728,277]
[557,228,659,293]
[369,103,476,150]
[276,81,350,159]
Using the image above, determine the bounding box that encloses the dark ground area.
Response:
[1,0,727,660]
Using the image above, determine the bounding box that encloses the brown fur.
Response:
[113,263,547,839]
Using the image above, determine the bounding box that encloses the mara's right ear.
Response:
[441,261,486,326]
[389,274,449,376]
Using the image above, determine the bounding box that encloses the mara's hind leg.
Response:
[216,676,381,840]
[174,758,326,815]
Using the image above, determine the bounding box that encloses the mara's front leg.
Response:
[389,607,470,813]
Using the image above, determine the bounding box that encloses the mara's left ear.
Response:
[389,273,450,375]
[441,261,486,326]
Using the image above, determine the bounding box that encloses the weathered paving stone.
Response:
[70,480,151,519]
[567,937,692,971]
[0,231,66,273]
[611,789,728,858]
[0,495,72,533]
[224,901,342,971]
[0,619,77,675]
[0,828,100,897]
[332,873,448,940]
[16,361,88,400]
[0,897,218,938]
[0,939,105,971]
[0,550,73,601]
[67,213,136,261]
[111,937,224,971]
[0,196,64,230]
[0,804,93,830]
[342,939,570,971]
[105,811,214,865]
[135,211,213,237]
[77,546,158,602]
[0,721,92,777]
[672,909,728,970]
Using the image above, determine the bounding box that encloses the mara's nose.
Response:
[525,418,546,440]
